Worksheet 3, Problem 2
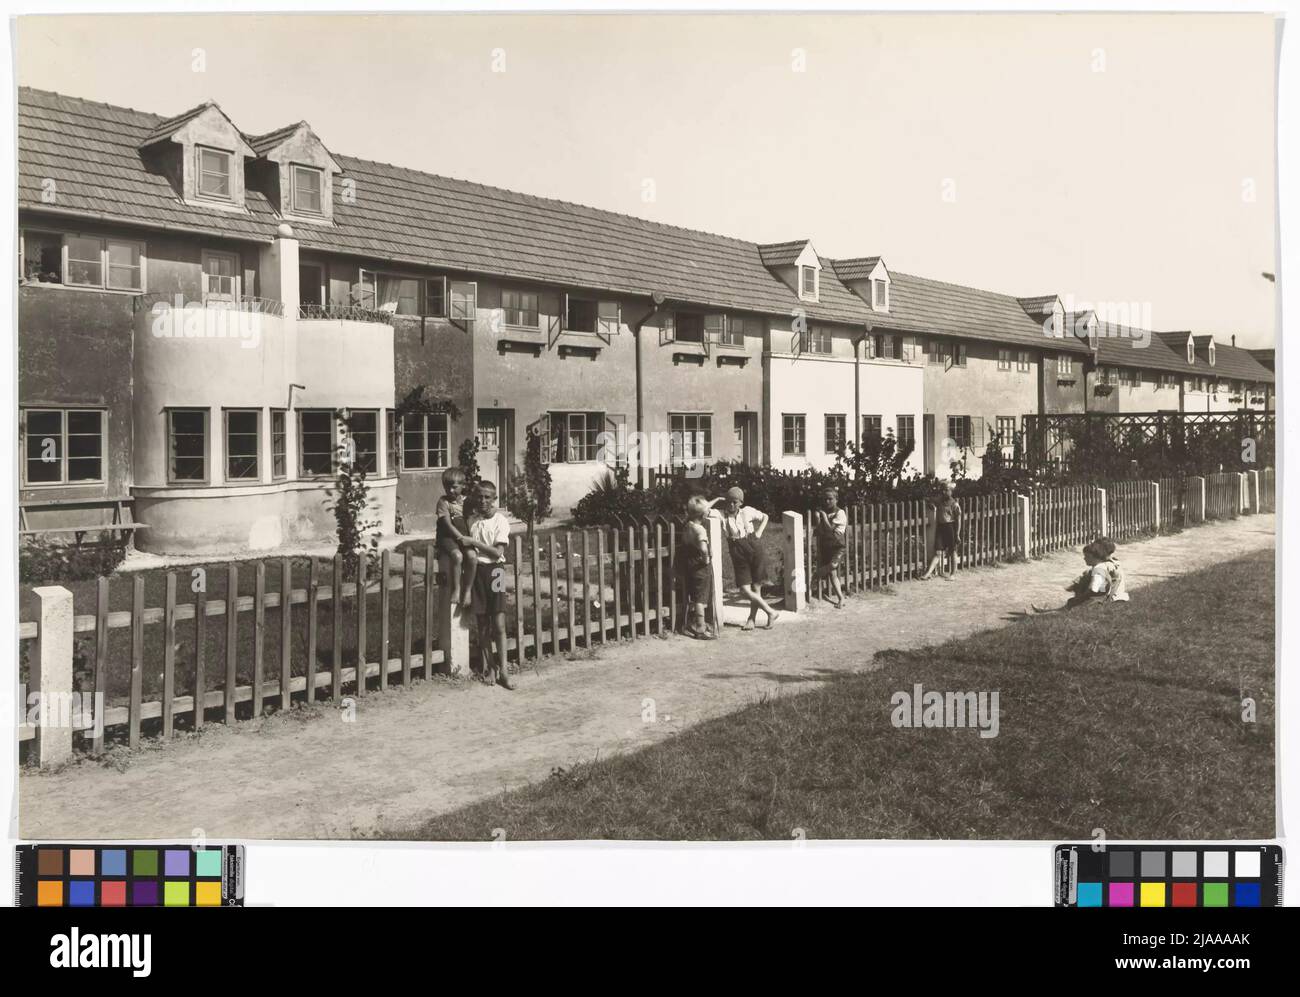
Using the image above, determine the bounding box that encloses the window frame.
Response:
[799,265,818,301]
[670,312,706,345]
[781,414,806,457]
[400,411,451,472]
[545,411,605,463]
[802,324,833,355]
[895,414,916,452]
[202,249,240,303]
[223,408,262,483]
[1017,350,1032,373]
[861,414,883,444]
[271,409,288,480]
[297,409,337,479]
[21,407,107,487]
[669,412,714,463]
[1059,353,1074,376]
[502,287,541,329]
[56,234,147,292]
[196,145,235,202]
[824,414,846,454]
[997,348,1012,371]
[290,163,324,216]
[345,410,380,475]
[871,278,888,311]
[947,414,972,450]
[723,314,757,347]
[167,407,210,485]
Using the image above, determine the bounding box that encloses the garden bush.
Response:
[20,536,127,584]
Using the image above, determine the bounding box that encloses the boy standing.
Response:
[463,481,515,689]
[812,487,848,608]
[923,481,962,580]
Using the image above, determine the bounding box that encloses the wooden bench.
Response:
[18,496,146,545]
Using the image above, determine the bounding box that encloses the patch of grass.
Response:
[403,549,1274,841]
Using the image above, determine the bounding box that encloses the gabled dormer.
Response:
[138,101,254,212]
[247,122,343,225]
[1067,310,1099,352]
[759,240,821,303]
[1193,334,1216,366]
[833,257,891,313]
[1018,294,1063,338]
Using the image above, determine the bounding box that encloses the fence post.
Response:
[1016,493,1031,560]
[1189,475,1206,523]
[1247,470,1260,514]
[1238,472,1250,514]
[1151,481,1161,532]
[30,585,75,768]
[437,553,472,677]
[1095,486,1108,538]
[708,516,725,632]
[782,510,806,612]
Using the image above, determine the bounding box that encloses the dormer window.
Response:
[291,165,324,215]
[196,147,233,201]
[871,278,888,311]
[1187,341,1195,364]
[1208,343,1216,365]
[799,265,818,301]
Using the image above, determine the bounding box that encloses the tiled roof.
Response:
[882,272,1091,352]
[17,88,874,325]
[138,100,216,146]
[830,256,882,282]
[1203,342,1274,383]
[1248,348,1274,371]
[757,240,810,267]
[1073,319,1273,383]
[248,122,306,157]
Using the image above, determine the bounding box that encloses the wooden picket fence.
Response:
[19,526,681,751]
[1029,484,1100,556]
[1156,477,1185,531]
[954,491,1020,569]
[805,500,927,599]
[1260,468,1275,513]
[1184,477,1206,524]
[1205,473,1241,521]
[1107,480,1159,542]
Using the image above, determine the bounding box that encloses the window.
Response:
[947,415,972,449]
[995,416,1017,444]
[566,296,620,336]
[928,339,948,365]
[503,288,540,328]
[703,314,725,346]
[225,409,260,481]
[168,408,209,483]
[872,279,888,310]
[547,412,603,463]
[671,312,705,344]
[358,271,446,317]
[799,265,818,300]
[670,413,713,462]
[896,415,915,452]
[347,411,378,474]
[298,410,335,477]
[271,409,287,479]
[197,147,233,200]
[955,343,968,367]
[1187,341,1195,364]
[291,165,323,215]
[401,412,450,470]
[929,339,965,366]
[425,277,447,318]
[802,325,832,355]
[202,250,239,302]
[21,231,63,283]
[61,235,145,291]
[1017,351,1032,372]
[449,281,477,321]
[782,414,806,456]
[862,415,882,443]
[1059,354,1073,376]
[872,333,907,360]
[824,414,846,454]
[22,409,104,485]
[724,315,759,347]
[998,349,1012,371]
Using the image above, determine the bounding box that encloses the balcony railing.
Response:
[134,292,285,317]
[298,303,396,325]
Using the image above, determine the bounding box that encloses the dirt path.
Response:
[21,515,1275,840]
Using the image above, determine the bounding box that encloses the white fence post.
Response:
[1238,472,1249,514]
[707,516,725,631]
[438,553,473,677]
[30,586,75,768]
[1190,475,1206,523]
[1247,470,1260,513]
[782,511,806,612]
[1017,493,1032,559]
[1095,486,1108,537]
[1151,481,1161,532]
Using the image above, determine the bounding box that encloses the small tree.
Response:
[329,409,381,570]
[503,426,552,538]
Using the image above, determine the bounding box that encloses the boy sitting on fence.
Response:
[463,481,515,689]
[436,467,477,609]
[812,487,848,609]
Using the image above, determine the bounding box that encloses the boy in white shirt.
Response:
[463,481,515,689]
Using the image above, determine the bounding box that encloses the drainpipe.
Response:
[854,326,871,452]
[629,294,664,488]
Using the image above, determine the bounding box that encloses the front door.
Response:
[923,414,936,475]
[734,412,758,464]
[476,410,507,492]
[299,264,324,308]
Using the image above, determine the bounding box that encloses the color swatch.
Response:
[15,844,244,907]
[1055,844,1282,908]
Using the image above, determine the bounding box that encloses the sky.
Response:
[15,11,1279,347]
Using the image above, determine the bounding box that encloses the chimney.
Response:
[1232,334,1236,347]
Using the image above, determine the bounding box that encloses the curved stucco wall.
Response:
[132,305,396,553]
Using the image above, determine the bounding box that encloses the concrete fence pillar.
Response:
[782,511,806,612]
[1016,493,1032,559]
[437,553,473,677]
[1238,472,1250,514]
[707,516,725,631]
[1095,487,1108,537]
[1247,470,1260,514]
[30,586,75,768]
[1151,481,1161,532]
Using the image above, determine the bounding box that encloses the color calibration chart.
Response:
[1055,844,1282,907]
[15,844,244,907]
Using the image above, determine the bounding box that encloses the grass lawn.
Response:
[404,548,1274,841]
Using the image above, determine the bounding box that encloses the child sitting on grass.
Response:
[436,467,477,608]
[463,481,515,689]
[1044,538,1129,612]
[812,487,848,608]
[682,495,717,640]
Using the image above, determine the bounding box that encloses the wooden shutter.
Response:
[549,293,565,347]
[597,301,620,343]
[449,281,477,321]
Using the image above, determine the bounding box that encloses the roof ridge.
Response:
[19,85,166,125]
[892,269,1035,303]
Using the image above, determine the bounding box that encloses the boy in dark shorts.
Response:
[923,481,962,580]
[708,487,779,630]
[812,487,848,608]
[681,496,716,639]
[462,481,514,689]
[436,467,476,608]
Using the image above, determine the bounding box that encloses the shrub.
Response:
[19,536,126,584]
[504,426,553,537]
